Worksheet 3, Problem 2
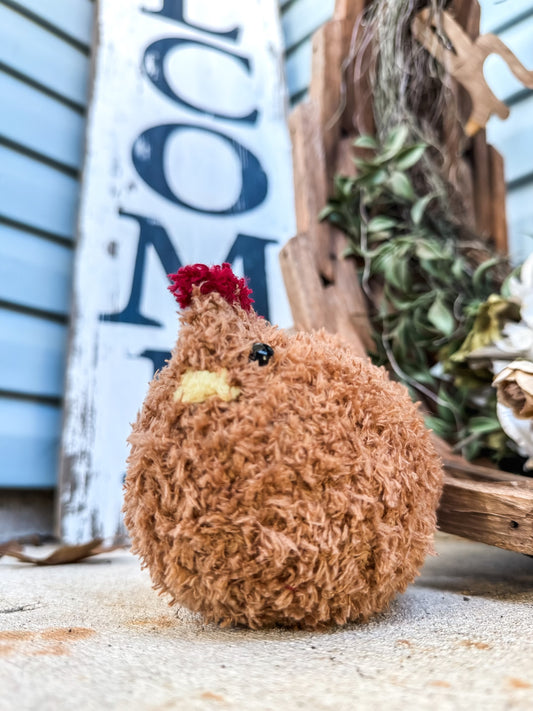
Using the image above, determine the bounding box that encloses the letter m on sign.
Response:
[99,211,276,326]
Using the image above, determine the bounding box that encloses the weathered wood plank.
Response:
[0,145,79,239]
[279,233,331,333]
[289,102,334,281]
[0,396,60,488]
[0,223,73,316]
[0,3,90,107]
[471,129,493,238]
[3,0,94,47]
[488,146,508,253]
[451,0,480,39]
[279,233,372,356]
[309,20,344,183]
[0,308,68,398]
[329,229,374,352]
[0,70,85,170]
[335,0,371,135]
[439,471,533,555]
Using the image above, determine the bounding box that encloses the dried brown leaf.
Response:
[0,538,125,565]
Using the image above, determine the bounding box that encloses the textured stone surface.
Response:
[1,533,533,711]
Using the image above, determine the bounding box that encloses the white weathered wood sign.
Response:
[60,0,296,542]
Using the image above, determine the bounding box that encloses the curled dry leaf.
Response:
[0,538,125,565]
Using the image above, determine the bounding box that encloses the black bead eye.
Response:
[249,342,274,366]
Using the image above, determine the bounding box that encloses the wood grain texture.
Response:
[279,232,369,356]
[439,470,533,555]
[0,397,60,488]
[289,102,334,282]
[0,70,85,170]
[280,0,533,554]
[0,223,73,315]
[452,0,480,40]
[279,232,330,333]
[336,0,369,135]
[309,20,344,184]
[488,146,508,253]
[0,3,90,106]
[471,129,493,238]
[0,145,79,239]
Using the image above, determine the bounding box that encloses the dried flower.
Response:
[493,360,533,419]
[493,360,533,469]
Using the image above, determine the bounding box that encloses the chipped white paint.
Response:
[60,0,295,543]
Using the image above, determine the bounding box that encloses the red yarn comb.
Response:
[168,263,254,312]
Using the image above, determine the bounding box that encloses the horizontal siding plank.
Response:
[505,183,533,263]
[0,308,68,398]
[483,17,533,103]
[0,145,79,239]
[0,397,60,487]
[0,224,73,315]
[285,40,312,100]
[479,0,533,34]
[3,0,94,47]
[0,3,90,107]
[0,70,85,170]
[281,0,334,52]
[486,93,533,185]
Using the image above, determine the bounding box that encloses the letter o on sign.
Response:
[132,123,268,215]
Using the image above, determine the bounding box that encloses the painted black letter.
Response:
[132,124,268,215]
[143,38,257,124]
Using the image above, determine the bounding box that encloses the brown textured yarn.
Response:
[123,290,443,629]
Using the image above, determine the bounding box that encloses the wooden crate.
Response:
[280,0,533,554]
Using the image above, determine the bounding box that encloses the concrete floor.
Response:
[1,533,533,711]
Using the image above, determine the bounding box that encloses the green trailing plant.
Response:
[321,126,514,461]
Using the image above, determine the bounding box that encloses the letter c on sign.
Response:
[132,124,268,215]
[143,38,258,124]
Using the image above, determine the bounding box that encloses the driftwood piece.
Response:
[488,146,509,254]
[334,0,373,136]
[439,465,533,555]
[279,233,371,356]
[471,129,493,239]
[309,20,344,184]
[281,0,531,552]
[452,0,480,41]
[289,102,334,283]
[412,8,533,136]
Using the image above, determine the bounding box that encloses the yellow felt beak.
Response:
[173,368,241,404]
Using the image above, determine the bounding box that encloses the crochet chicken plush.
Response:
[123,263,443,629]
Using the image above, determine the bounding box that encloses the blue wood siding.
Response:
[0,0,93,488]
[279,0,533,262]
[481,0,533,263]
[281,0,335,103]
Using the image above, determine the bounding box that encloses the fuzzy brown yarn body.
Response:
[124,290,443,629]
